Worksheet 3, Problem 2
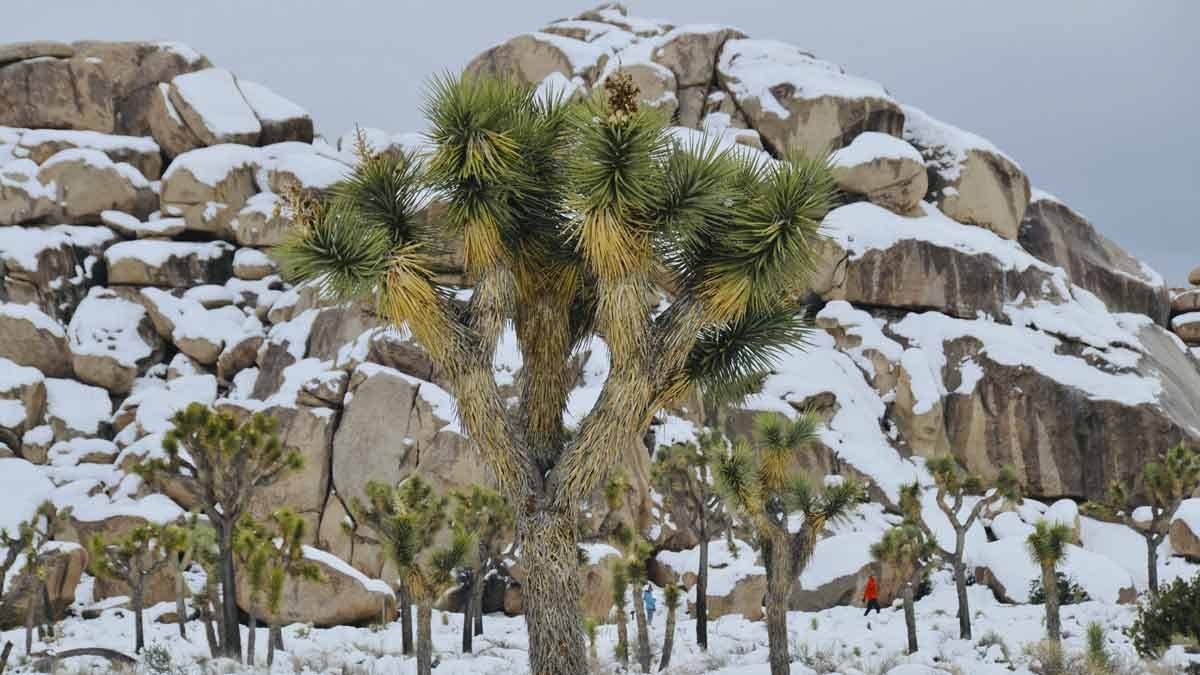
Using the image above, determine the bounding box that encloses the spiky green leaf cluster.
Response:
[1027,520,1073,567]
[686,304,812,406]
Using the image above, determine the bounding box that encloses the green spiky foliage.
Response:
[8,501,70,656]
[134,403,303,660]
[651,430,731,651]
[449,485,513,652]
[276,69,837,675]
[186,520,223,658]
[1084,443,1198,598]
[1126,574,1200,658]
[1027,521,1073,643]
[347,476,472,675]
[233,517,272,666]
[715,411,863,675]
[905,457,1022,641]
[871,522,937,654]
[88,523,171,653]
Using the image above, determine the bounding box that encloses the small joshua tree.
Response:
[449,484,513,652]
[135,403,303,659]
[658,582,681,671]
[234,518,272,666]
[715,412,863,675]
[88,523,172,653]
[349,476,471,675]
[1085,443,1198,597]
[871,501,937,654]
[605,474,654,673]
[906,456,1021,640]
[1027,520,1073,645]
[16,501,71,655]
[610,558,630,667]
[159,516,203,639]
[262,508,322,666]
[651,430,731,651]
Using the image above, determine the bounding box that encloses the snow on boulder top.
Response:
[657,537,764,596]
[1171,312,1200,329]
[0,356,44,390]
[129,374,219,435]
[67,288,155,368]
[18,129,160,156]
[830,131,923,169]
[38,147,150,188]
[258,152,349,192]
[718,39,893,119]
[302,545,394,598]
[824,201,1065,281]
[162,143,260,187]
[892,311,1163,408]
[172,68,262,140]
[1174,498,1200,534]
[0,225,72,272]
[236,79,308,124]
[0,301,65,337]
[154,40,206,65]
[902,104,1020,178]
[580,542,621,565]
[973,537,1133,604]
[104,239,232,267]
[799,532,874,589]
[0,458,56,534]
[991,511,1035,540]
[1041,499,1080,528]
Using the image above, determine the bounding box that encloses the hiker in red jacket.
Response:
[863,575,881,616]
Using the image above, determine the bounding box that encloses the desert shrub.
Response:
[1126,574,1200,657]
[1028,571,1090,605]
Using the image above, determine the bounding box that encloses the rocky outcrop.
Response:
[236,546,395,627]
[0,543,87,630]
[903,105,1030,240]
[1019,193,1169,323]
[830,132,927,216]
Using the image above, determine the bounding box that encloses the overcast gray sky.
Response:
[6,1,1198,284]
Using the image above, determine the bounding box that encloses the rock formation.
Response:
[0,4,1196,628]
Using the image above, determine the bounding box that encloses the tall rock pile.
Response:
[1,4,1198,627]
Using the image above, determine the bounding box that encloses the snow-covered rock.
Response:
[0,302,71,377]
[105,239,234,287]
[903,105,1031,240]
[66,287,164,394]
[36,147,157,223]
[168,68,262,146]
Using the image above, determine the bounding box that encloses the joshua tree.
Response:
[277,67,835,674]
[135,403,303,659]
[450,484,514,652]
[870,514,936,654]
[87,523,172,653]
[349,476,471,675]
[262,508,323,666]
[651,431,731,650]
[1085,443,1198,598]
[906,456,1021,640]
[715,412,863,675]
[16,501,71,655]
[158,518,196,639]
[190,522,223,658]
[610,558,630,667]
[606,474,655,673]
[658,582,681,671]
[233,518,272,665]
[1027,521,1073,644]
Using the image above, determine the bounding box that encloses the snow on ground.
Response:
[1,566,1192,674]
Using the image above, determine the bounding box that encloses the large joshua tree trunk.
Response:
[616,603,630,666]
[952,526,972,640]
[1145,533,1159,597]
[696,525,709,651]
[217,525,242,659]
[520,510,588,675]
[659,598,678,671]
[633,586,651,673]
[399,582,414,655]
[199,590,219,657]
[172,557,188,638]
[416,602,433,675]
[902,579,918,654]
[473,568,485,636]
[1042,563,1061,642]
[461,568,481,652]
[132,581,146,653]
[764,536,796,675]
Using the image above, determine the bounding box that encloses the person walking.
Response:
[643,585,657,624]
[863,574,881,617]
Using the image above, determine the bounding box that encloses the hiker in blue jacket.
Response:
[643,585,657,623]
